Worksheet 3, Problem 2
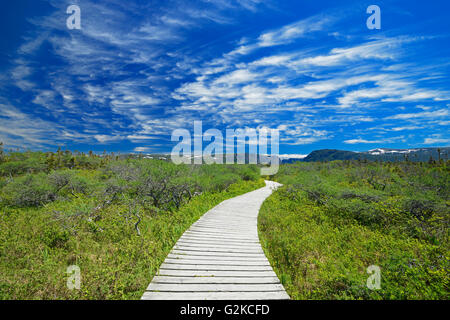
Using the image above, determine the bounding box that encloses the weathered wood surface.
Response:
[141,180,290,300]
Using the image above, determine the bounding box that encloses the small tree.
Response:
[0,141,4,163]
[46,152,56,171]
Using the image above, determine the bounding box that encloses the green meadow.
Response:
[0,149,264,299]
[0,147,448,299]
[259,160,449,299]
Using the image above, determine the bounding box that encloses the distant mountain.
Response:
[302,149,361,162]
[302,147,450,162]
[125,147,449,164]
[277,154,308,163]
[127,153,278,164]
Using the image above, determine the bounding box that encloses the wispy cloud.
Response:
[344,136,405,145]
[423,134,450,145]
[1,1,449,153]
[385,108,449,120]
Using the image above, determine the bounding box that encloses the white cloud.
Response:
[390,126,423,131]
[251,54,293,66]
[423,138,449,144]
[423,134,450,145]
[385,108,449,120]
[278,154,308,159]
[344,138,380,144]
[214,69,258,85]
[93,135,123,143]
[257,14,333,47]
[344,136,405,144]
[134,147,153,152]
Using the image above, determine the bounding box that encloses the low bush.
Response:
[0,178,264,299]
[0,151,265,299]
[1,173,56,207]
[258,160,449,300]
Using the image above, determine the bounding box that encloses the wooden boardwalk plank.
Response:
[167,253,268,261]
[170,249,268,258]
[156,270,278,277]
[164,258,271,266]
[147,283,286,292]
[142,291,290,300]
[176,240,262,248]
[178,238,260,245]
[159,263,273,271]
[150,276,281,284]
[142,181,289,300]
[173,246,263,254]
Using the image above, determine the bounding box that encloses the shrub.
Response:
[41,227,70,248]
[1,173,56,207]
[402,198,435,221]
[48,170,92,196]
[339,190,380,203]
[0,177,264,299]
[0,152,47,176]
[239,165,260,181]
[259,161,449,300]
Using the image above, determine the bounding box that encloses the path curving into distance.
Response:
[141,180,290,300]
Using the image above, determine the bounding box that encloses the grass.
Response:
[0,150,265,299]
[1,147,448,300]
[258,160,449,299]
[0,178,264,299]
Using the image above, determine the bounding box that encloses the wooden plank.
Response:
[176,241,262,249]
[160,263,273,271]
[177,238,260,245]
[171,249,267,258]
[197,218,256,223]
[182,232,257,241]
[167,253,268,261]
[157,269,278,277]
[177,240,261,247]
[178,238,259,245]
[150,276,281,284]
[193,220,254,225]
[183,231,256,240]
[188,227,257,235]
[192,222,254,227]
[173,245,263,254]
[182,231,256,238]
[141,291,290,300]
[191,226,252,231]
[164,258,271,266]
[146,283,286,292]
[189,223,255,229]
[178,236,260,243]
[197,217,256,222]
[175,242,261,250]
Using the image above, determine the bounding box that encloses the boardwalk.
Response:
[141,180,290,300]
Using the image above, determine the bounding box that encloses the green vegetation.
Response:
[0,149,264,299]
[2,146,448,300]
[259,160,449,299]
[302,147,450,163]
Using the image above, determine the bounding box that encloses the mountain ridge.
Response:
[299,147,450,163]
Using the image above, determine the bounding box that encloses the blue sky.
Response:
[0,0,449,155]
